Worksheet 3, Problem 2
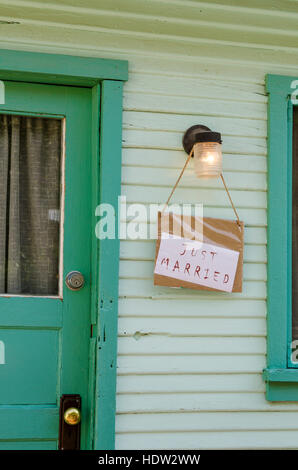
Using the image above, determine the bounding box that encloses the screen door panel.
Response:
[0,114,62,295]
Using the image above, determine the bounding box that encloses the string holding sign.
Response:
[161,147,241,226]
[154,146,244,293]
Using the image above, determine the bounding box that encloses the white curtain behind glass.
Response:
[0,115,61,295]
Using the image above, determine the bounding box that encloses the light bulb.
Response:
[193,141,222,178]
[203,152,215,163]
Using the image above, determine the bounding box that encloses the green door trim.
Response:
[0,49,128,448]
[263,73,298,401]
[0,48,128,84]
[95,80,124,450]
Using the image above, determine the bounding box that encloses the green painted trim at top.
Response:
[0,49,128,85]
[265,73,298,401]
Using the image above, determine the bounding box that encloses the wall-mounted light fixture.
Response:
[182,125,222,178]
[163,123,240,226]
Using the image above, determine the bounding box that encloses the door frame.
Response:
[0,48,128,450]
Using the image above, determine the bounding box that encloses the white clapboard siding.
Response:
[124,73,267,101]
[120,206,266,225]
[123,111,267,136]
[117,336,266,355]
[122,185,266,209]
[122,167,267,191]
[122,149,267,172]
[119,260,267,281]
[118,317,266,338]
[117,373,265,394]
[123,130,267,155]
[116,411,298,432]
[4,0,298,451]
[123,91,266,119]
[119,279,266,300]
[115,430,298,450]
[116,393,298,414]
[118,298,267,318]
[117,354,266,375]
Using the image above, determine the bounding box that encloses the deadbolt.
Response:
[64,407,81,426]
[65,271,85,291]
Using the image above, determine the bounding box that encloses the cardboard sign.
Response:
[155,235,239,293]
[154,212,244,293]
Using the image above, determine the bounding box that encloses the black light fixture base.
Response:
[182,125,222,155]
[182,125,211,155]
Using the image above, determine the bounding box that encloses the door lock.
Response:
[59,394,81,450]
[64,407,81,426]
[65,271,85,291]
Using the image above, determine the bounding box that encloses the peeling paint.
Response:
[133,331,148,341]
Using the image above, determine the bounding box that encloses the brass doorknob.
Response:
[64,407,81,426]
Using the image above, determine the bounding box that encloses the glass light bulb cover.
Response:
[193,141,222,178]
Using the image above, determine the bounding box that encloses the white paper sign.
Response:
[154,234,240,293]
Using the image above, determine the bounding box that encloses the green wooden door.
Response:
[0,81,93,449]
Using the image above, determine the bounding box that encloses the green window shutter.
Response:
[264,73,298,400]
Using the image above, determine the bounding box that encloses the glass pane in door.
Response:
[0,114,62,295]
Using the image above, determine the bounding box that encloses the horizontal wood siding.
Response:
[1,0,298,449]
